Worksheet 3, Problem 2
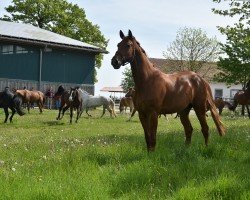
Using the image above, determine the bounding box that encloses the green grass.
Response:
[0,109,249,200]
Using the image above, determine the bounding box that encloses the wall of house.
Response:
[209,82,242,100]
[0,42,95,92]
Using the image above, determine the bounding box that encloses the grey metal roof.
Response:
[0,20,107,53]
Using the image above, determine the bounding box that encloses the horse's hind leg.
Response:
[193,106,209,146]
[179,107,193,145]
[4,107,9,123]
[246,105,250,119]
[100,106,106,118]
[38,101,43,113]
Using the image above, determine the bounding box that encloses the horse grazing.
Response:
[0,87,25,123]
[54,85,71,120]
[77,89,116,118]
[231,83,250,118]
[14,89,45,113]
[119,97,134,113]
[111,30,225,151]
[68,87,84,123]
[214,98,234,115]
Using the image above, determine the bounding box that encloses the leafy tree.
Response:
[1,0,108,82]
[120,67,134,92]
[163,27,220,79]
[212,0,250,89]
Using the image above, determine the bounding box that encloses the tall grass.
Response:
[0,109,249,199]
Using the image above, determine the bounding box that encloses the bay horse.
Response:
[14,89,45,113]
[54,85,71,120]
[68,87,83,123]
[111,30,225,151]
[0,87,25,123]
[119,96,134,113]
[214,98,234,115]
[231,83,250,118]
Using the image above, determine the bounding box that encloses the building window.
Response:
[215,89,223,99]
[16,46,28,54]
[1,45,14,54]
[230,89,239,98]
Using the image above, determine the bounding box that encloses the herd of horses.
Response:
[0,30,249,151]
[0,85,116,124]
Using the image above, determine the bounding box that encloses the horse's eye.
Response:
[126,44,131,48]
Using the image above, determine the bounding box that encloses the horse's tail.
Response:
[206,85,225,136]
[110,99,117,117]
[13,95,25,116]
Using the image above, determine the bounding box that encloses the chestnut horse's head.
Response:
[111,30,136,69]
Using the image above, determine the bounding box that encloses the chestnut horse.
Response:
[119,97,134,113]
[214,98,234,115]
[15,89,45,113]
[111,30,225,151]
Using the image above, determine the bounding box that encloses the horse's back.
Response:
[135,70,209,113]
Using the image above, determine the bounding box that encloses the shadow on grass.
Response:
[43,121,65,126]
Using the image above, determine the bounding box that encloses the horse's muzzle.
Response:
[111,56,122,69]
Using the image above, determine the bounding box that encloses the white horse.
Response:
[78,89,116,118]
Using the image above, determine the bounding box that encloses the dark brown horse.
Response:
[214,98,234,115]
[0,87,25,123]
[54,85,71,120]
[111,30,225,151]
[119,97,134,113]
[68,87,83,123]
[125,87,137,120]
[231,83,250,118]
[14,89,45,113]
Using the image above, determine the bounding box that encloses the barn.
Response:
[0,20,107,94]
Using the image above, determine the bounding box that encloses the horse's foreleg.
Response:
[27,102,30,113]
[69,106,73,124]
[4,107,9,123]
[76,107,82,123]
[128,108,137,121]
[60,105,70,120]
[9,108,16,123]
[86,107,92,117]
[139,111,158,152]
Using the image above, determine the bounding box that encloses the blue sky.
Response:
[0,0,233,95]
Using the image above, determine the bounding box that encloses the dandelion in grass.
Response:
[3,144,7,147]
[0,160,4,166]
[42,155,47,160]
[11,167,16,172]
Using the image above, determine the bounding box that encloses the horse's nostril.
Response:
[111,58,118,66]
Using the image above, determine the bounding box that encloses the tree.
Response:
[163,27,221,79]
[212,0,250,89]
[120,67,134,92]
[1,0,108,82]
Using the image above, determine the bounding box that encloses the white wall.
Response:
[209,82,242,100]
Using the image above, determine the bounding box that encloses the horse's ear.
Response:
[128,30,133,39]
[120,30,125,39]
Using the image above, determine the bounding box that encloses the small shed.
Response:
[100,86,125,102]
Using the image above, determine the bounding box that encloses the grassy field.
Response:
[0,108,249,200]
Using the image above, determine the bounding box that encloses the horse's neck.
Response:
[130,46,155,88]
